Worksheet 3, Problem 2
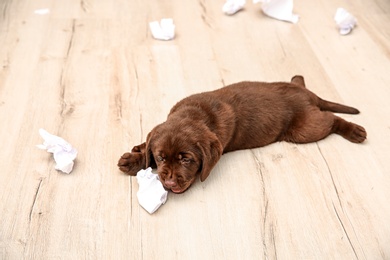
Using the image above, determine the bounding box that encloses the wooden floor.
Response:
[1,0,390,259]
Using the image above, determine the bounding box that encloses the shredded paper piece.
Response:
[223,0,246,15]
[149,18,175,41]
[37,128,77,174]
[254,0,299,23]
[334,8,357,35]
[136,168,168,214]
[34,8,50,15]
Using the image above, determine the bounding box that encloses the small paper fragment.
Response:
[34,8,50,15]
[334,8,357,35]
[136,168,168,214]
[37,128,77,174]
[254,0,299,24]
[149,18,175,41]
[223,0,246,15]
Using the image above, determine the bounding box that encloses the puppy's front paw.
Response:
[117,152,145,176]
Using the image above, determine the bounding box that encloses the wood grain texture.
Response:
[1,0,389,259]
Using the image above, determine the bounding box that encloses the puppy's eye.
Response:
[157,156,164,162]
[181,158,192,164]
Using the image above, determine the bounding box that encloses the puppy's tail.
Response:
[318,98,360,114]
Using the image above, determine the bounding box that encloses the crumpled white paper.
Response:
[223,0,246,15]
[334,8,357,35]
[136,168,168,214]
[254,0,299,23]
[37,128,77,174]
[149,18,175,41]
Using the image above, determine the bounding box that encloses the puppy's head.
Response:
[145,122,222,193]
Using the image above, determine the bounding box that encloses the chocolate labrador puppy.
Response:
[118,76,366,193]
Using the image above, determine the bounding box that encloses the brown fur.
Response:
[118,76,367,193]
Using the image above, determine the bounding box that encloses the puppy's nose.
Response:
[164,180,177,188]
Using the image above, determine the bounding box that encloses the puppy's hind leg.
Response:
[291,75,306,88]
[332,116,367,143]
[282,109,367,144]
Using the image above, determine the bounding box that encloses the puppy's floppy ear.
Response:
[197,134,223,182]
[145,130,156,169]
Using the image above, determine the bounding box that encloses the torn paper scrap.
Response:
[136,168,168,214]
[149,19,175,41]
[34,8,50,15]
[334,8,357,35]
[223,0,246,15]
[253,0,299,24]
[37,128,77,174]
